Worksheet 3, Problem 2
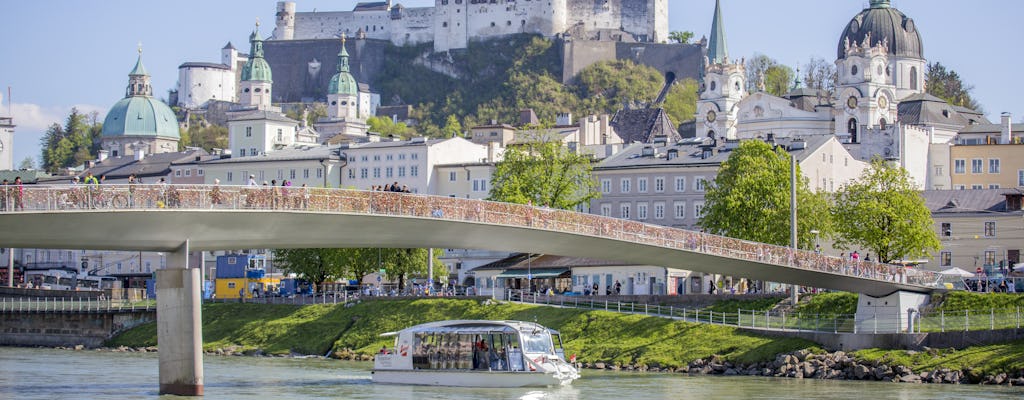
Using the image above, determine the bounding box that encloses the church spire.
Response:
[337,34,350,73]
[126,43,152,97]
[708,0,728,64]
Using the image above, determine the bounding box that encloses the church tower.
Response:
[696,0,746,140]
[833,33,896,143]
[239,22,273,110]
[326,35,358,120]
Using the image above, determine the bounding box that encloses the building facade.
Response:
[923,189,1024,276]
[0,116,13,171]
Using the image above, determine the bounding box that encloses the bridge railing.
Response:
[0,296,156,313]
[1,184,944,289]
[512,291,1024,334]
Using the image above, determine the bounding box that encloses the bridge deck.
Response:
[0,185,944,297]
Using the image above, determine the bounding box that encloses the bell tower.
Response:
[696,0,745,141]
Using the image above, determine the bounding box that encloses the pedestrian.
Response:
[247,174,258,187]
[83,172,99,185]
[0,179,7,211]
[13,176,24,211]
[614,280,621,295]
[592,282,598,296]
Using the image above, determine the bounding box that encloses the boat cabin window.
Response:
[521,330,553,354]
[411,331,523,371]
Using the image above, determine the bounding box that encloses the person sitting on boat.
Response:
[473,337,489,369]
[379,345,389,355]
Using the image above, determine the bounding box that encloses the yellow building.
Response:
[923,189,1024,273]
[950,114,1023,190]
[215,277,280,299]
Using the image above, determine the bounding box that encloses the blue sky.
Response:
[1,0,1020,166]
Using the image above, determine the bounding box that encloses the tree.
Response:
[274,248,348,294]
[802,57,837,95]
[745,54,793,96]
[18,157,34,170]
[926,62,982,111]
[832,159,940,263]
[441,114,462,138]
[662,78,699,126]
[489,138,599,210]
[575,59,664,115]
[367,116,412,138]
[668,31,694,44]
[699,140,832,249]
[39,108,100,173]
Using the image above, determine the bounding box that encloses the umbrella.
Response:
[938,267,974,278]
[1014,263,1024,272]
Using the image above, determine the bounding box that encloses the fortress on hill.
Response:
[272,0,669,52]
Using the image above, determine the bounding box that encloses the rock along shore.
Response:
[43,345,1024,387]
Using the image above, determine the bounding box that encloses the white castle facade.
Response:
[272,0,669,52]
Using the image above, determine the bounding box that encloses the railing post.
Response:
[605,300,608,311]
[782,312,786,331]
[669,305,673,318]
[765,310,770,329]
[991,308,995,330]
[941,310,945,332]
[682,308,686,321]
[1018,306,1021,329]
[873,313,877,334]
[965,310,969,332]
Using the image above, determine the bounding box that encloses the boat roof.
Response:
[381,320,559,337]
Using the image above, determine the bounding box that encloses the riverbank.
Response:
[99,297,1024,385]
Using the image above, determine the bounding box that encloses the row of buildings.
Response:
[2,0,1021,295]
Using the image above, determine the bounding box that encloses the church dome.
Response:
[101,96,180,139]
[241,29,273,82]
[328,72,358,96]
[837,0,923,60]
[102,53,179,139]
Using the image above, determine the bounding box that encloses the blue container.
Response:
[145,279,156,299]
[216,254,249,278]
[245,269,265,279]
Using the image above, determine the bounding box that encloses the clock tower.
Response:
[696,0,746,141]
[833,33,896,143]
[0,116,13,171]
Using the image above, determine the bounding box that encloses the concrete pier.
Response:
[156,242,204,396]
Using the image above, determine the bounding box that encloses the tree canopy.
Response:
[699,140,831,249]
[668,31,695,44]
[831,159,940,263]
[926,62,982,111]
[745,54,794,97]
[40,108,101,173]
[488,138,599,210]
[275,247,446,293]
[274,248,348,293]
[367,116,412,138]
[662,78,699,127]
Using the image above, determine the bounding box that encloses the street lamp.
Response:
[810,229,820,252]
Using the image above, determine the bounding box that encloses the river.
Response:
[0,347,1019,399]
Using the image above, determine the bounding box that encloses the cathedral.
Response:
[696,0,987,190]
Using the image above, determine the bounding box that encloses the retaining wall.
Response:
[0,310,155,348]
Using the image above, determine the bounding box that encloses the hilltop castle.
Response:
[272,0,669,52]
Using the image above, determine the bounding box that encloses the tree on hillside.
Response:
[662,78,699,126]
[699,140,831,248]
[575,59,664,115]
[669,31,695,44]
[274,248,348,294]
[489,138,599,210]
[926,62,982,111]
[832,159,940,263]
[181,117,228,152]
[367,116,412,138]
[442,115,463,138]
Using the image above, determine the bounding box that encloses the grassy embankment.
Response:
[109,298,812,369]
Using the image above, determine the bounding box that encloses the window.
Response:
[227,282,236,289]
[410,166,419,176]
[984,221,996,237]
[303,169,310,179]
[674,177,686,192]
[250,147,257,156]
[317,168,323,179]
[473,179,487,192]
[940,252,951,267]
[360,168,368,179]
[175,170,182,177]
[373,168,381,178]
[620,178,631,193]
[386,154,393,161]
[198,169,204,176]
[185,170,191,177]
[601,179,611,194]
[954,159,965,174]
[940,222,951,237]
[227,172,233,182]
[989,184,1000,189]
[599,204,611,217]
[637,203,648,220]
[449,171,457,181]
[276,128,283,142]
[674,201,686,219]
[694,202,705,218]
[361,155,368,162]
[398,166,406,177]
[910,66,918,90]
[695,177,707,192]
[289,169,296,179]
[348,169,355,179]
[1019,170,1024,186]
[971,184,983,190]
[411,153,418,160]
[240,149,246,157]
[654,177,665,192]
[620,204,631,219]
[653,202,665,220]
[638,177,648,193]
[398,154,406,160]
[277,169,284,179]
[935,166,943,176]
[245,127,252,137]
[386,167,394,178]
[955,184,966,190]
[971,159,983,174]
[989,159,1000,174]
[984,250,996,266]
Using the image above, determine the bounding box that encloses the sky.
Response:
[1,0,1021,167]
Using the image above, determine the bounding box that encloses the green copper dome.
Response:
[241,28,273,82]
[328,38,357,96]
[101,96,180,139]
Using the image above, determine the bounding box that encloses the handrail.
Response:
[0,184,944,290]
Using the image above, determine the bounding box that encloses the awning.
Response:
[495,268,569,279]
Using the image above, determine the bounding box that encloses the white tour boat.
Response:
[372,320,580,387]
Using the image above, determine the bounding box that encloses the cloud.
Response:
[1,92,107,168]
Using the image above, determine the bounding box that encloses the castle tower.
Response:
[239,22,273,110]
[696,0,745,140]
[327,35,359,120]
[274,1,296,40]
[833,33,896,143]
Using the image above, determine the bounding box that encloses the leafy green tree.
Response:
[40,108,101,172]
[926,62,982,111]
[832,159,940,263]
[699,140,831,248]
[367,116,411,138]
[575,60,663,115]
[489,139,599,210]
[668,31,694,44]
[662,78,699,126]
[274,248,348,294]
[18,157,34,170]
[441,115,462,138]
[763,64,794,97]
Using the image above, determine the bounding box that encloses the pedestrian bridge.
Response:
[0,184,949,395]
[0,185,943,297]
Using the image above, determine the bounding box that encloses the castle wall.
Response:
[389,7,435,47]
[177,65,236,109]
[562,40,703,85]
[262,38,390,103]
[565,0,666,42]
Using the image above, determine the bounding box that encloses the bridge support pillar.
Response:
[157,241,204,396]
[854,291,930,334]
